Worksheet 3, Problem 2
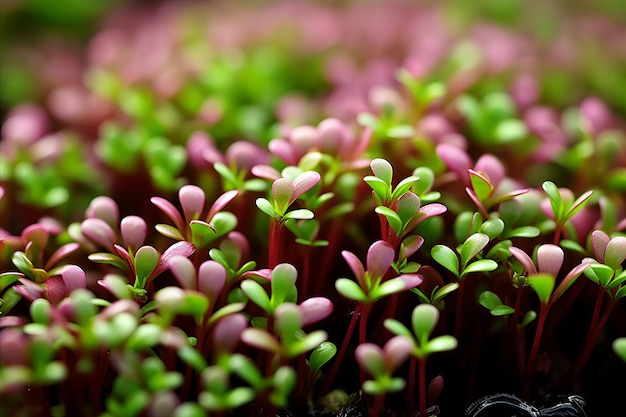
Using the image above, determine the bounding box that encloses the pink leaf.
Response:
[198,260,226,302]
[591,230,610,263]
[81,218,118,252]
[537,244,564,276]
[46,276,68,305]
[509,247,538,275]
[213,313,248,353]
[292,171,321,202]
[151,196,185,233]
[269,138,298,166]
[206,190,238,223]
[120,216,147,251]
[384,335,413,371]
[436,143,472,185]
[169,256,197,291]
[152,241,196,279]
[366,240,395,280]
[474,154,505,188]
[85,196,119,227]
[61,265,86,293]
[251,164,281,181]
[398,274,423,290]
[45,242,80,270]
[298,297,334,327]
[14,278,44,301]
[179,185,206,225]
[243,268,272,281]
[342,250,365,284]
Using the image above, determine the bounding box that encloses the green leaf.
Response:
[190,220,217,248]
[431,245,459,276]
[495,119,527,142]
[240,280,272,313]
[12,252,35,278]
[489,305,515,316]
[462,259,498,275]
[370,158,393,185]
[584,263,614,287]
[173,403,206,417]
[412,304,439,343]
[373,278,407,300]
[155,223,185,241]
[30,298,52,325]
[178,346,207,371]
[375,206,403,235]
[542,181,563,218]
[290,330,328,357]
[425,335,458,353]
[363,176,389,202]
[528,273,555,305]
[256,198,278,218]
[283,209,314,221]
[229,354,264,390]
[505,226,540,239]
[521,310,537,326]
[478,291,502,310]
[479,218,505,240]
[335,278,367,302]
[391,176,420,200]
[225,388,255,408]
[89,253,127,270]
[458,233,490,267]
[271,264,298,306]
[126,324,161,350]
[469,170,493,202]
[134,246,160,285]
[565,190,593,220]
[384,319,414,340]
[308,342,337,374]
[613,338,626,364]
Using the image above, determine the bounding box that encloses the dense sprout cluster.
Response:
[1,1,625,416]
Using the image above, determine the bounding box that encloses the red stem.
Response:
[371,393,386,417]
[268,220,283,268]
[418,357,427,417]
[321,302,362,394]
[407,356,417,417]
[525,303,550,395]
[454,279,465,340]
[571,296,617,381]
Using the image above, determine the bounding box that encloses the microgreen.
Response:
[1,3,624,415]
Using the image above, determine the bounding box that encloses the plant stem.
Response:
[407,356,417,417]
[371,393,386,417]
[570,296,617,382]
[301,247,311,300]
[321,302,362,394]
[525,303,549,396]
[454,279,465,340]
[268,219,284,268]
[418,356,428,417]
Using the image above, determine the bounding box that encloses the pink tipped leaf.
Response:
[367,240,395,280]
[178,185,206,224]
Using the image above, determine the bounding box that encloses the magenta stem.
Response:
[321,302,363,394]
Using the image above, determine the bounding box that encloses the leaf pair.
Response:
[431,233,498,279]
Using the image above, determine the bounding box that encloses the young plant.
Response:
[384,303,458,417]
[509,244,593,392]
[355,336,413,416]
[327,240,422,393]
[431,232,498,335]
[253,169,321,267]
[541,181,593,244]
